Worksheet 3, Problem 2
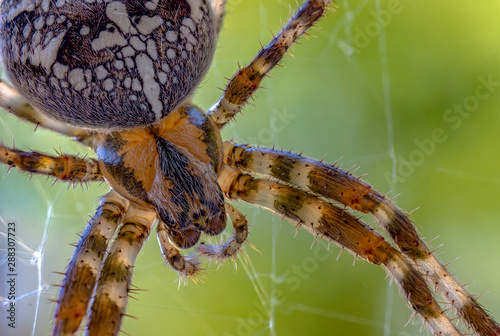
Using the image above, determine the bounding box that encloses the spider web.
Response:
[2,1,500,335]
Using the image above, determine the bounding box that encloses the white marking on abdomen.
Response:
[186,0,205,21]
[68,68,86,91]
[136,15,163,35]
[106,2,131,34]
[91,28,127,51]
[146,40,158,60]
[6,0,36,22]
[30,30,67,71]
[135,54,162,120]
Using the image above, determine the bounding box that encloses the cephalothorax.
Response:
[94,105,226,248]
[0,1,498,336]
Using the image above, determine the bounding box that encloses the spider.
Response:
[0,2,498,333]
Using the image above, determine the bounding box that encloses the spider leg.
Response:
[0,143,102,183]
[157,220,202,280]
[88,205,156,336]
[53,190,129,336]
[223,142,500,336]
[218,167,462,336]
[210,0,227,34]
[208,0,333,128]
[198,202,249,262]
[0,79,90,139]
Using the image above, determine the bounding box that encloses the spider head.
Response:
[0,0,217,129]
[95,104,226,249]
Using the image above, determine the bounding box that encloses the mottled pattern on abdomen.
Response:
[0,0,216,129]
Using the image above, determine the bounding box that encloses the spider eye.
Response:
[0,0,217,129]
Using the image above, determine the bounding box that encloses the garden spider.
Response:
[0,0,498,334]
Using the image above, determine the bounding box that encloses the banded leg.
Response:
[198,202,249,262]
[224,142,500,335]
[218,167,461,336]
[87,206,155,336]
[157,220,202,280]
[0,79,90,139]
[208,0,333,128]
[53,191,129,336]
[0,144,102,183]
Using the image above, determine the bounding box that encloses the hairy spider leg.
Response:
[223,142,500,335]
[197,202,249,262]
[218,167,461,336]
[53,191,129,335]
[157,201,249,280]
[208,0,334,128]
[0,79,90,139]
[156,220,202,279]
[0,144,101,183]
[88,206,156,336]
[0,0,498,334]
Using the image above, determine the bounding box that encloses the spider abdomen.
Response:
[95,104,226,248]
[0,0,216,129]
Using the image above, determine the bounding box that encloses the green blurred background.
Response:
[1,1,500,335]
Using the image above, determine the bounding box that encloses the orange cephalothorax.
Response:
[95,104,225,248]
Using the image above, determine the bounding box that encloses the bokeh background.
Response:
[1,1,500,335]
